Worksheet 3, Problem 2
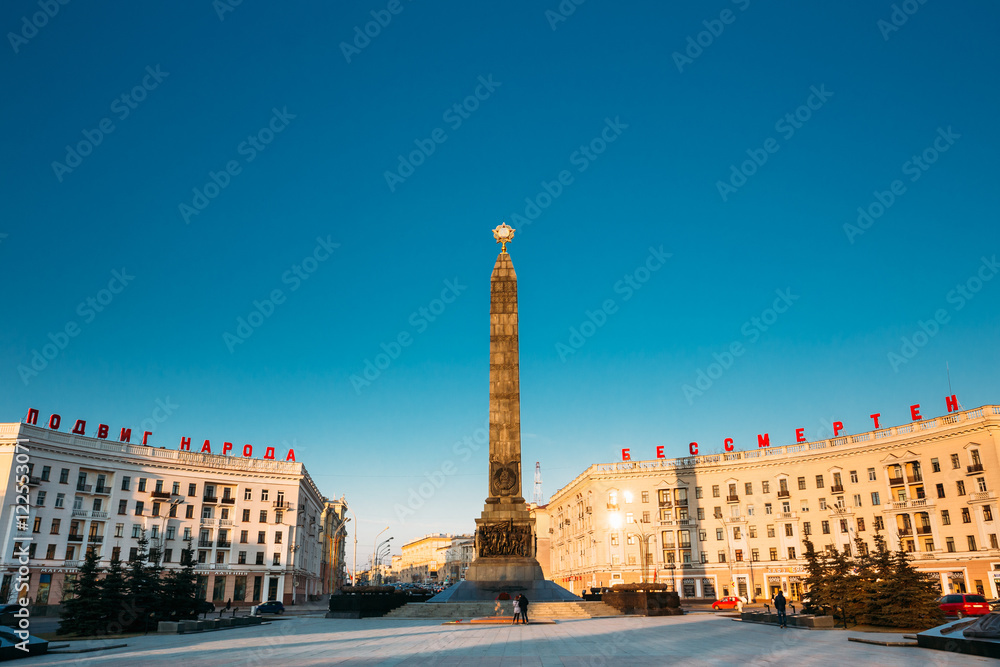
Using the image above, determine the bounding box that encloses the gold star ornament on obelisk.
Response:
[492,222,515,253]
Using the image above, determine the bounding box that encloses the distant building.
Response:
[321,498,349,593]
[540,404,1000,601]
[397,533,473,584]
[0,419,340,609]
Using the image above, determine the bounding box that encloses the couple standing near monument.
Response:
[511,593,530,624]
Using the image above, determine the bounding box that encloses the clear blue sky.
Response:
[3,1,998,571]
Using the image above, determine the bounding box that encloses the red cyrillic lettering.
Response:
[795,428,805,443]
[724,438,734,452]
[119,428,131,442]
[946,394,959,412]
[142,431,152,445]
[285,449,295,462]
[263,447,275,460]
[621,448,630,461]
[97,424,109,438]
[656,445,664,459]
[910,404,921,421]
[870,413,880,429]
[757,433,770,448]
[72,419,87,435]
[243,444,253,457]
[179,436,192,451]
[223,442,233,455]
[48,414,61,430]
[689,442,698,456]
[25,409,39,425]
[833,421,844,437]
[201,439,212,453]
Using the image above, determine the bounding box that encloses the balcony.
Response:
[777,512,797,520]
[272,501,292,510]
[221,497,236,505]
[67,534,84,542]
[89,535,104,543]
[63,559,83,568]
[219,520,233,527]
[151,490,172,499]
[76,484,93,493]
[198,540,214,548]
[830,485,845,494]
[888,476,905,486]
[26,476,41,486]
[216,540,232,549]
[71,509,89,517]
[916,526,932,535]
[91,511,108,519]
[969,491,996,502]
[94,485,112,495]
[203,496,219,504]
[968,463,985,474]
[777,490,790,499]
[907,474,923,484]
[607,503,619,511]
[898,527,913,536]
[726,495,739,503]
[200,518,217,526]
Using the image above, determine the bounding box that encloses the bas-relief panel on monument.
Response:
[477,519,533,558]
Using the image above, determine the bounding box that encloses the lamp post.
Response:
[374,537,392,585]
[371,527,389,584]
[154,495,185,562]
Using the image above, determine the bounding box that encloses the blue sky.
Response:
[2,1,999,571]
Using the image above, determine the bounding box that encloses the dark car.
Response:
[195,600,215,614]
[255,601,285,615]
[938,594,990,618]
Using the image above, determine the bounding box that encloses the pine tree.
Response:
[881,547,946,628]
[58,548,103,636]
[98,554,130,635]
[866,531,895,626]
[161,539,199,620]
[801,540,830,615]
[851,535,877,626]
[126,530,162,632]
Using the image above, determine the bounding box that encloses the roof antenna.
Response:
[947,362,964,410]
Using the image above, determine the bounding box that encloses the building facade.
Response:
[543,404,1000,602]
[396,534,472,584]
[0,421,339,609]
[320,498,349,593]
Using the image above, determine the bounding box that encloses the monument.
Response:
[430,223,578,602]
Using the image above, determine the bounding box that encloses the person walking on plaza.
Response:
[511,596,521,624]
[773,590,787,628]
[519,594,530,625]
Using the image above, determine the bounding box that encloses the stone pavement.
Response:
[28,613,997,666]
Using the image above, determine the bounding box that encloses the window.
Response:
[968,535,977,551]
[172,482,180,495]
[168,503,178,518]
[718,551,726,563]
[45,544,56,560]
[55,493,65,508]
[784,524,793,537]
[641,511,649,523]
[819,498,827,510]
[59,468,69,484]
[716,528,724,540]
[745,482,753,495]
[711,485,720,498]
[991,535,999,550]
[138,478,147,492]
[942,510,951,525]
[747,505,755,516]
[868,467,877,481]
[769,547,777,561]
[244,488,253,500]
[849,470,858,484]
[132,524,142,538]
[697,508,705,520]
[186,505,194,519]
[152,502,161,517]
[762,481,770,494]
[237,530,247,543]
[714,506,722,519]
[962,508,972,523]
[957,481,966,496]
[155,480,163,493]
[979,477,988,493]
[259,510,267,523]
[257,531,266,544]
[986,506,995,522]
[839,519,848,533]
[255,552,264,565]
[202,506,212,519]
[698,529,707,541]
[261,490,269,501]
[35,491,46,506]
[273,553,281,565]
[764,503,772,515]
[931,458,941,473]
[134,501,144,515]
[874,516,884,530]
[117,499,127,515]
[788,547,796,559]
[735,549,743,561]
[821,521,830,534]
[121,476,131,491]
[695,487,703,499]
[946,537,956,552]
[31,517,40,533]
[39,465,51,482]
[641,491,649,503]
[871,492,880,506]
[767,525,775,538]
[815,475,824,489]
[274,531,282,544]
[972,450,983,466]
[166,526,176,540]
[951,454,960,469]
[238,551,247,564]
[857,518,866,532]
[243,509,251,522]
[48,518,61,535]
[183,527,191,540]
[797,477,806,490]
[163,549,172,563]
[833,472,843,488]
[782,501,790,513]
[188,483,197,496]
[733,527,741,540]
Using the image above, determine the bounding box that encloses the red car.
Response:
[938,594,990,618]
[711,596,743,610]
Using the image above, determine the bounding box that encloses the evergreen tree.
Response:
[851,535,877,626]
[58,548,103,636]
[161,539,199,620]
[801,540,830,615]
[866,531,895,626]
[823,544,862,627]
[126,530,162,632]
[881,547,946,628]
[98,554,130,635]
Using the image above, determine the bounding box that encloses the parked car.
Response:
[195,600,215,615]
[711,596,743,610]
[255,601,285,615]
[938,594,990,618]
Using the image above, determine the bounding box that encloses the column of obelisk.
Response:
[464,222,545,585]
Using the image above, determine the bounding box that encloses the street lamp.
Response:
[154,495,185,562]
[374,537,392,585]
[371,527,389,584]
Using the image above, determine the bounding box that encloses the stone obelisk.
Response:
[464,223,545,585]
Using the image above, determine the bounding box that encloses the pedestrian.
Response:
[226,599,232,611]
[520,593,530,624]
[773,590,787,628]
[512,595,521,624]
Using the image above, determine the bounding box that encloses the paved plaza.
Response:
[28,613,997,666]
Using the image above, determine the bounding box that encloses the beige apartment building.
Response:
[396,533,473,584]
[0,419,343,610]
[542,404,1000,603]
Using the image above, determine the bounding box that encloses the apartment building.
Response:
[542,404,1000,602]
[0,420,338,609]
